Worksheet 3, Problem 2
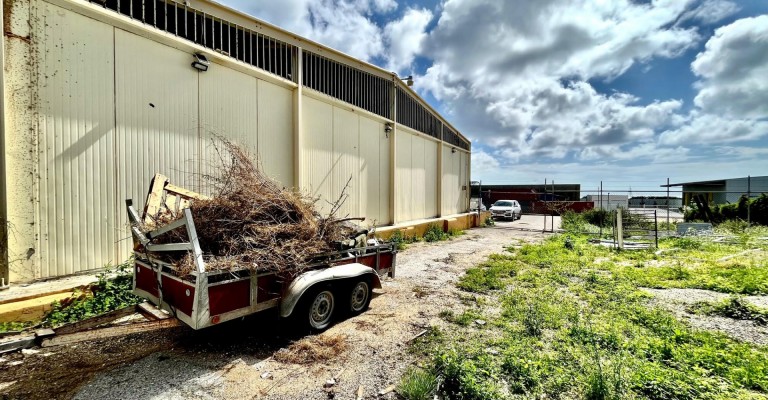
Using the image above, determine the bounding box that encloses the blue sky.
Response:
[220,0,768,195]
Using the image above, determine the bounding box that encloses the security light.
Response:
[452,147,457,153]
[191,53,210,72]
[404,75,413,86]
[384,123,393,137]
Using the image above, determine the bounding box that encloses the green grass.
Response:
[689,296,768,325]
[397,367,438,400]
[401,233,768,400]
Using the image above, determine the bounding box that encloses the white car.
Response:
[490,200,522,220]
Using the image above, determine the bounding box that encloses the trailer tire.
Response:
[346,277,373,316]
[300,287,336,332]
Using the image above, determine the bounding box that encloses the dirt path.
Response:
[0,226,546,400]
[644,288,768,345]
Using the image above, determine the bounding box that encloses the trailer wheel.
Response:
[347,278,373,316]
[305,288,335,331]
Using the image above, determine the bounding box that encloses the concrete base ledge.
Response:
[375,211,491,240]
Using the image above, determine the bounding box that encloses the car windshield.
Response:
[494,201,514,207]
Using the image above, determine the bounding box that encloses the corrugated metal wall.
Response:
[441,145,459,215]
[333,107,360,219]
[395,128,438,222]
[200,64,260,195]
[37,3,117,277]
[115,29,200,262]
[257,81,294,188]
[358,116,390,225]
[302,95,391,224]
[301,96,335,215]
[4,0,467,281]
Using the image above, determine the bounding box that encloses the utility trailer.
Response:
[126,174,396,331]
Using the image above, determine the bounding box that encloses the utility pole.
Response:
[747,175,751,225]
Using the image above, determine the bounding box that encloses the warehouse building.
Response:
[661,176,768,206]
[0,0,472,284]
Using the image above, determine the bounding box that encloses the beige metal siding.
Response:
[199,64,259,194]
[301,96,334,214]
[441,145,460,215]
[115,29,200,260]
[424,139,438,218]
[395,130,413,222]
[459,151,469,212]
[258,81,294,187]
[37,3,117,277]
[358,116,390,225]
[395,128,439,222]
[332,107,360,219]
[410,133,426,219]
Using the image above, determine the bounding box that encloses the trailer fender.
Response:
[280,263,382,318]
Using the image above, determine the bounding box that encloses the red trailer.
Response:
[126,175,396,331]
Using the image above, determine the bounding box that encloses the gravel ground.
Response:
[0,223,548,400]
[643,288,768,345]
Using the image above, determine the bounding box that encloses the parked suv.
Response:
[490,200,522,220]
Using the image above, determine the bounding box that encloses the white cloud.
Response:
[659,113,768,146]
[384,8,433,74]
[471,150,500,175]
[679,0,740,25]
[221,0,393,61]
[417,0,701,167]
[691,15,768,119]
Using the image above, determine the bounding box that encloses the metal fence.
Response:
[473,176,767,236]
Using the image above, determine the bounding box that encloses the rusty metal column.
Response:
[3,0,39,283]
[0,0,9,288]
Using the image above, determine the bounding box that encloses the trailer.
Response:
[125,174,396,331]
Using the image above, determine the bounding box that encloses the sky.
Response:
[218,0,768,195]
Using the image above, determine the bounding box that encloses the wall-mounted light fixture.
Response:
[384,123,393,138]
[191,53,210,72]
[452,147,457,154]
[403,75,414,87]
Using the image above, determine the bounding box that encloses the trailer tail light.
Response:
[211,315,221,324]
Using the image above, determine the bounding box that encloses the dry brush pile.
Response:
[144,140,355,276]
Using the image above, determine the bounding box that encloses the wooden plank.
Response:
[137,302,170,321]
[143,173,170,223]
[0,335,35,354]
[164,193,179,215]
[41,319,182,348]
[54,306,139,335]
[165,184,209,201]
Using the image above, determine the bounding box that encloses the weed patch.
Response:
[387,230,419,250]
[44,261,142,327]
[409,233,768,399]
[397,367,437,400]
[689,296,768,325]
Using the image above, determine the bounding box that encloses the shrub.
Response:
[388,230,418,250]
[424,224,449,242]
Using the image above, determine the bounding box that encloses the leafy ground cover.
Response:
[387,224,465,250]
[401,229,768,399]
[44,261,142,327]
[0,261,142,334]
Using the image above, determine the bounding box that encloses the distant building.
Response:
[472,184,581,212]
[628,196,682,208]
[582,195,628,211]
[661,176,768,206]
